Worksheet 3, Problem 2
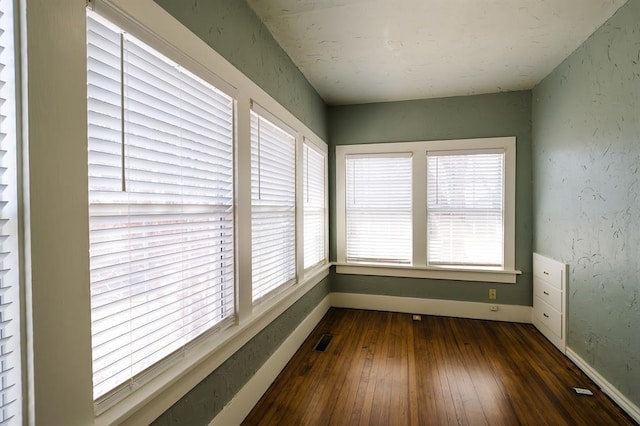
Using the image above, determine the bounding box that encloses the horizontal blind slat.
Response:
[92,283,232,362]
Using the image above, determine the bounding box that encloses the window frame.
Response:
[302,137,328,272]
[87,9,238,409]
[335,137,519,284]
[250,103,297,304]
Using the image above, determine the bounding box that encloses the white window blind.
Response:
[0,0,22,423]
[251,109,296,302]
[345,154,412,264]
[303,141,325,270]
[427,151,504,267]
[87,13,235,402]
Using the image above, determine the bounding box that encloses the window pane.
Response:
[346,155,412,264]
[427,152,504,267]
[87,13,235,400]
[251,111,296,302]
[303,142,325,269]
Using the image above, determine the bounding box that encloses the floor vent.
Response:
[314,334,333,352]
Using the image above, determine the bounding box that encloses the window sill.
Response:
[334,263,520,284]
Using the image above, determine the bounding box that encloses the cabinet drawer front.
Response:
[534,296,562,338]
[534,277,562,311]
[533,253,564,290]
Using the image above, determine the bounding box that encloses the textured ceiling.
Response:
[247,0,628,105]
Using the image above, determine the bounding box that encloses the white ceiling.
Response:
[247,0,628,105]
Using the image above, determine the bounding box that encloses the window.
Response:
[427,151,504,267]
[0,0,22,422]
[336,137,517,284]
[87,12,235,402]
[251,107,296,303]
[303,140,326,270]
[345,154,412,264]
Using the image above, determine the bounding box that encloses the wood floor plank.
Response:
[344,310,378,426]
[418,316,456,425]
[328,311,363,424]
[406,316,420,426]
[242,308,637,426]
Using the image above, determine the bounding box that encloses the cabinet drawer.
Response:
[534,296,562,338]
[534,277,562,312]
[533,253,564,290]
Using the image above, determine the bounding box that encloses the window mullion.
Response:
[413,151,427,267]
[295,133,304,279]
[235,93,253,323]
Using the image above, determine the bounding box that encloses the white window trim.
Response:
[84,0,330,424]
[336,137,520,284]
[0,0,23,422]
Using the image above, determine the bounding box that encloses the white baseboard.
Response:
[330,292,532,323]
[566,347,640,424]
[209,295,332,426]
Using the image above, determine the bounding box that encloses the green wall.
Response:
[154,0,328,141]
[329,92,533,306]
[532,0,639,408]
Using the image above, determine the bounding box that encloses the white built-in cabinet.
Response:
[533,253,567,352]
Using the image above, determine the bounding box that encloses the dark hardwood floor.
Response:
[242,308,636,426]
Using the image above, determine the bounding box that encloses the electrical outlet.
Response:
[490,305,499,311]
[489,289,497,300]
